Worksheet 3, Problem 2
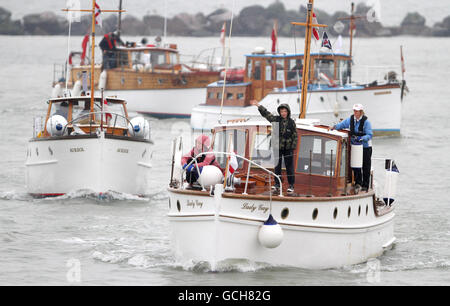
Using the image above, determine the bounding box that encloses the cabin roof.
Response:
[49,96,126,103]
[245,52,350,59]
[116,46,178,53]
[213,120,348,138]
[207,81,252,88]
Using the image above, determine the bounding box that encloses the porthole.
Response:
[177,200,181,212]
[348,206,351,218]
[358,205,361,216]
[281,208,289,219]
[333,207,338,219]
[343,96,348,101]
[320,96,324,102]
[366,204,369,216]
[312,208,318,220]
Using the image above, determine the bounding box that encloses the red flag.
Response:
[312,13,320,41]
[95,2,102,27]
[80,34,89,65]
[271,22,278,53]
[220,22,226,46]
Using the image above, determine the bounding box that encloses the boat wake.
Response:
[40,189,150,202]
[171,259,279,273]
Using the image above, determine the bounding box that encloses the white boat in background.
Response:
[167,0,400,269]
[191,3,407,136]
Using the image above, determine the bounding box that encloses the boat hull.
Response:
[191,86,402,136]
[168,187,395,269]
[26,134,153,196]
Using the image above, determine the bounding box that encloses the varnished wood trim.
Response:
[221,190,375,202]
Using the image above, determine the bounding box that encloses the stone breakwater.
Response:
[1,2,450,37]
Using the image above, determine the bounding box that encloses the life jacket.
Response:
[350,115,368,137]
[188,149,216,166]
[102,33,116,50]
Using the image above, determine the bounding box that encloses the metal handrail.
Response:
[62,111,135,136]
[180,151,283,197]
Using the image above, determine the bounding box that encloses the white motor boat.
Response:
[26,96,153,197]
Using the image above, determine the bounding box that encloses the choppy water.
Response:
[1,35,450,285]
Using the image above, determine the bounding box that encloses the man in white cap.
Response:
[330,104,373,192]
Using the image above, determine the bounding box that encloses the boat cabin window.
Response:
[287,59,303,81]
[253,60,262,80]
[337,60,351,85]
[265,60,273,81]
[251,129,274,168]
[213,129,247,169]
[246,59,252,79]
[275,59,285,81]
[50,101,69,119]
[315,59,335,81]
[297,135,338,176]
[118,51,129,67]
[132,51,151,66]
[72,100,101,121]
[151,50,167,67]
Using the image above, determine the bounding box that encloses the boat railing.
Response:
[179,151,283,197]
[179,47,231,71]
[62,111,136,137]
[352,65,402,86]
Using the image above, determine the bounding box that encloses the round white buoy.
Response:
[198,165,224,187]
[258,214,283,248]
[46,115,68,136]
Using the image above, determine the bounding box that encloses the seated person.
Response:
[181,135,221,186]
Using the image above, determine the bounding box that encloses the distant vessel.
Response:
[52,0,229,119]
[191,3,406,136]
[28,0,153,197]
[59,42,226,118]
[167,0,399,269]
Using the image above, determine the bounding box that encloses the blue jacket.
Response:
[334,117,373,148]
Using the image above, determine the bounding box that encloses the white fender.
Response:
[72,80,82,97]
[99,70,107,90]
[46,115,68,136]
[128,117,150,139]
[198,165,224,187]
[350,143,363,168]
[51,84,62,98]
[258,214,283,248]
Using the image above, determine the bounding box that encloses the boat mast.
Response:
[338,3,364,83]
[292,0,327,119]
[118,0,123,37]
[64,1,126,119]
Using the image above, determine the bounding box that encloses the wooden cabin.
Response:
[209,122,353,197]
[67,45,220,91]
[205,52,352,107]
